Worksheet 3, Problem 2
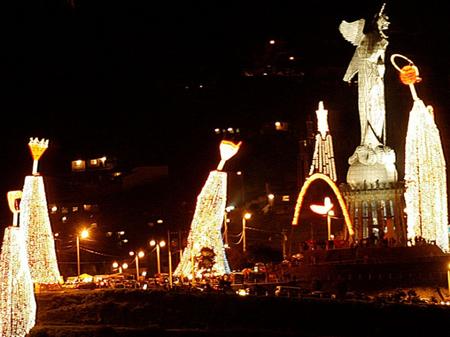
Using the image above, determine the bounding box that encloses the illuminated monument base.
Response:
[340,182,407,244]
[346,145,398,188]
[341,145,407,244]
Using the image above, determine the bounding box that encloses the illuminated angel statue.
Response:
[174,140,241,281]
[340,3,389,148]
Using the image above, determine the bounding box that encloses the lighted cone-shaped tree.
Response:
[309,101,337,181]
[0,191,36,337]
[20,138,61,284]
[174,140,241,280]
[391,54,449,252]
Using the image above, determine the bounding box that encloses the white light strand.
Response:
[0,226,36,337]
[20,176,61,284]
[404,100,449,252]
[174,171,231,279]
[309,101,337,181]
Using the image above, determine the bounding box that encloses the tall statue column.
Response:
[339,4,398,187]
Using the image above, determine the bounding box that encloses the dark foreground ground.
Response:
[29,289,450,337]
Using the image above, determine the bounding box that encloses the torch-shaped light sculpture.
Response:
[391,54,449,252]
[28,138,49,176]
[174,140,241,281]
[0,191,36,337]
[20,138,61,285]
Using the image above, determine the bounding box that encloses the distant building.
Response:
[46,154,169,276]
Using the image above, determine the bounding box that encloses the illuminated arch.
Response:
[292,173,354,237]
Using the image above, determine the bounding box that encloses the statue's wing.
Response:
[339,19,365,46]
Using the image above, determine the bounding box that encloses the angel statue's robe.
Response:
[340,18,388,148]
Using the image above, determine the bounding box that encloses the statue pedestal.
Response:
[340,144,406,244]
[346,145,398,188]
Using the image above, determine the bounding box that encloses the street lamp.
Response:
[129,250,145,282]
[149,239,166,275]
[112,261,128,274]
[224,205,235,247]
[76,228,89,277]
[310,197,334,242]
[242,212,252,252]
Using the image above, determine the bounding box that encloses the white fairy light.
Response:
[0,227,36,336]
[309,101,337,181]
[20,138,61,285]
[174,140,241,280]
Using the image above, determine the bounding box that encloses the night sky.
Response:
[0,1,449,226]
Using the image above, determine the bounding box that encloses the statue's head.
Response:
[375,3,389,35]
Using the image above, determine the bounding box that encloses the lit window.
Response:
[50,205,58,213]
[61,207,69,214]
[61,216,67,222]
[275,121,288,131]
[282,195,290,202]
[71,159,86,171]
[72,206,79,212]
[83,204,92,211]
[89,159,99,167]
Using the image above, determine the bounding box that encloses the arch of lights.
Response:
[292,173,354,237]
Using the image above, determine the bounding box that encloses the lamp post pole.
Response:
[156,244,161,274]
[167,231,173,288]
[224,205,235,248]
[150,240,166,276]
[76,235,80,276]
[224,211,229,246]
[327,211,334,241]
[76,229,89,277]
[242,212,252,253]
[447,263,450,296]
[130,251,144,282]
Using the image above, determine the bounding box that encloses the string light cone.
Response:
[0,193,36,337]
[391,54,449,252]
[20,138,61,285]
[309,101,337,181]
[174,140,241,280]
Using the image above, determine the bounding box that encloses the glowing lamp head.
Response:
[80,229,89,239]
[112,262,119,269]
[217,140,242,170]
[149,239,156,247]
[244,212,252,220]
[122,263,128,269]
[310,197,334,215]
[138,251,145,258]
[159,240,166,248]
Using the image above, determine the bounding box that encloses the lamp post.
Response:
[224,205,235,247]
[76,229,89,277]
[310,197,334,243]
[167,231,173,288]
[447,263,450,296]
[242,212,252,252]
[149,239,166,275]
[129,250,145,282]
[327,210,335,241]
